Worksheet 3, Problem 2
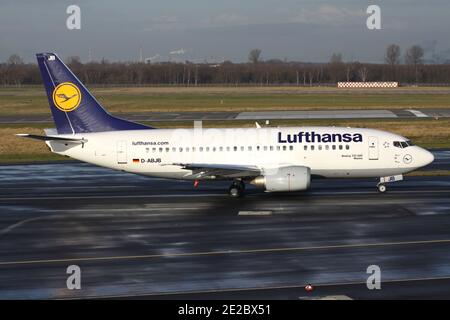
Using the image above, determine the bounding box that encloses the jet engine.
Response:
[250,166,311,192]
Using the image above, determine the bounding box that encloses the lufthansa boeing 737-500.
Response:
[18,53,434,197]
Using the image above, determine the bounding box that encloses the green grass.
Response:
[0,153,69,163]
[1,86,450,116]
[106,94,450,112]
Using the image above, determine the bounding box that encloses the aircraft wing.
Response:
[173,163,261,179]
[16,134,87,144]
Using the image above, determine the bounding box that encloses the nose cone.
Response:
[420,149,435,167]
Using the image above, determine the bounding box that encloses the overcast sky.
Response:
[1,0,450,63]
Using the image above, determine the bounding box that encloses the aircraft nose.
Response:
[420,149,434,167]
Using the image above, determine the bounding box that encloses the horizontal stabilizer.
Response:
[16,134,87,143]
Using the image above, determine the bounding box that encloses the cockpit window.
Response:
[393,140,414,148]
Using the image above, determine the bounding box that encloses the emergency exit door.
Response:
[117,140,127,164]
[368,136,379,160]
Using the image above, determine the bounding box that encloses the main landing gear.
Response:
[229,180,245,197]
[377,174,403,193]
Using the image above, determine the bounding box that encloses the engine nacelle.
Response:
[250,166,311,192]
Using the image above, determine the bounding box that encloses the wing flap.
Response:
[172,163,261,179]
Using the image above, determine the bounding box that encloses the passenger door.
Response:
[116,140,127,164]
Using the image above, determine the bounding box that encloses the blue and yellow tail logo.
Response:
[52,82,82,112]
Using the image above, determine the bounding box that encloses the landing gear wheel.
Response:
[228,180,245,197]
[229,186,241,197]
[377,184,387,193]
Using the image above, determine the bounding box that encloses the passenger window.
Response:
[345,145,350,150]
[277,146,281,151]
[226,146,230,152]
[199,147,203,152]
[179,147,183,152]
[172,147,176,152]
[304,145,307,151]
[311,145,315,151]
[212,147,216,152]
[289,145,293,151]
[248,146,252,151]
[192,147,196,152]
[186,147,189,152]
[240,146,244,151]
[165,147,169,152]
[325,145,329,150]
[257,146,260,151]
[264,146,268,151]
[206,147,210,152]
[339,145,343,150]
[282,146,287,151]
[159,147,163,152]
[270,146,274,151]
[318,145,322,150]
[332,145,336,150]
[219,147,223,152]
[152,148,156,152]
[233,146,237,151]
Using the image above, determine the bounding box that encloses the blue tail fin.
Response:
[36,53,152,134]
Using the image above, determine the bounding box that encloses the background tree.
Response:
[358,66,369,82]
[329,52,344,83]
[405,45,424,83]
[405,45,424,65]
[66,56,82,66]
[248,49,262,64]
[385,44,401,65]
[329,53,343,64]
[7,54,24,65]
[3,50,450,86]
[385,44,401,81]
[5,53,26,86]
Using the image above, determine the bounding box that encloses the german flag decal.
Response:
[133,159,140,163]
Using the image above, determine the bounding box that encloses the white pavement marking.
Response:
[238,211,273,216]
[236,110,398,120]
[406,109,429,117]
[2,239,450,266]
[0,216,46,236]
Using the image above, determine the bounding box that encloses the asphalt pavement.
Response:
[0,162,449,299]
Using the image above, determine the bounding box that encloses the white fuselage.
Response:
[47,126,434,180]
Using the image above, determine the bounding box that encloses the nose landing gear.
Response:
[377,183,387,193]
[377,174,403,193]
[229,180,245,197]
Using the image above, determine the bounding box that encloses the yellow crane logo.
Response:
[52,82,82,112]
